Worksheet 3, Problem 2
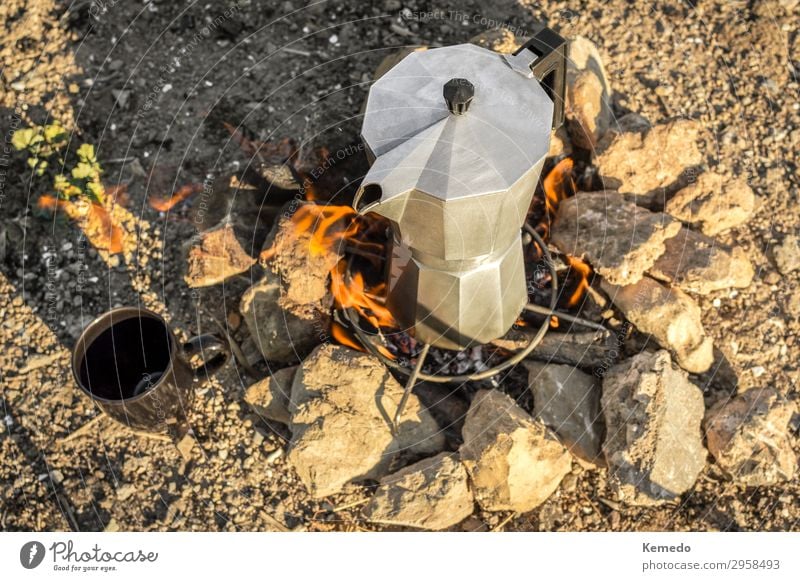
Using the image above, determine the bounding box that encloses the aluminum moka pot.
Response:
[355,27,567,350]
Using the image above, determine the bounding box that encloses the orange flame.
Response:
[565,255,591,308]
[38,195,123,254]
[543,157,575,217]
[148,183,204,212]
[534,157,593,316]
[262,203,398,355]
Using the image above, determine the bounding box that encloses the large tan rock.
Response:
[602,350,706,506]
[288,345,446,498]
[551,191,681,286]
[705,388,797,486]
[665,172,755,236]
[363,453,473,530]
[648,227,755,295]
[601,277,713,373]
[595,119,703,199]
[244,366,297,425]
[565,36,612,151]
[459,390,571,513]
[525,362,604,465]
[239,270,325,363]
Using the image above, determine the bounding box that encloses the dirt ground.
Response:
[1,0,799,532]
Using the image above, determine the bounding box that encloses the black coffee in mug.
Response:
[72,307,229,433]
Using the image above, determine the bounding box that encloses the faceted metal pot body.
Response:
[356,34,565,349]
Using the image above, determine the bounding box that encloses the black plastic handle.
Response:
[513,26,567,129]
[183,333,230,383]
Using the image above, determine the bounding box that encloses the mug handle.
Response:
[183,334,230,383]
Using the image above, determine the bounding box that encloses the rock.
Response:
[601,350,706,505]
[260,202,340,316]
[773,235,800,275]
[565,36,611,151]
[239,270,325,363]
[244,366,297,425]
[664,172,755,236]
[551,191,681,286]
[595,119,703,200]
[287,345,446,498]
[705,388,797,486]
[184,221,257,287]
[459,390,571,513]
[524,362,604,465]
[411,382,470,439]
[548,126,573,158]
[601,277,713,373]
[648,228,755,295]
[468,28,523,53]
[363,453,473,530]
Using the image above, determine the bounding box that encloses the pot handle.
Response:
[505,26,567,130]
[183,334,230,383]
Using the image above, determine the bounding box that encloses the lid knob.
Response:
[443,78,474,115]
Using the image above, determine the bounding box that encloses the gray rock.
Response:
[244,366,297,425]
[566,36,612,151]
[601,277,713,373]
[287,345,446,498]
[459,390,571,513]
[773,235,800,275]
[551,191,682,286]
[705,388,797,486]
[648,227,755,295]
[363,452,473,530]
[239,270,326,363]
[525,362,604,465]
[665,172,755,236]
[595,119,703,199]
[602,350,706,505]
[184,221,256,288]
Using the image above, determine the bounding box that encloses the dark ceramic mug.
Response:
[71,307,229,433]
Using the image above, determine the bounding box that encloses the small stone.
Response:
[601,277,713,373]
[551,191,681,286]
[705,388,797,486]
[602,350,706,506]
[184,222,256,287]
[459,390,572,513]
[773,235,800,275]
[116,484,136,501]
[288,345,445,498]
[244,366,297,425]
[176,432,197,463]
[595,119,703,200]
[363,453,473,530]
[524,362,604,465]
[665,172,755,236]
[648,228,755,295]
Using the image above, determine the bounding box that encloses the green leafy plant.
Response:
[12,124,106,205]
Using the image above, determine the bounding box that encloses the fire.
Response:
[148,183,204,212]
[565,255,591,308]
[38,195,123,253]
[542,157,575,218]
[262,202,398,354]
[531,157,593,314]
